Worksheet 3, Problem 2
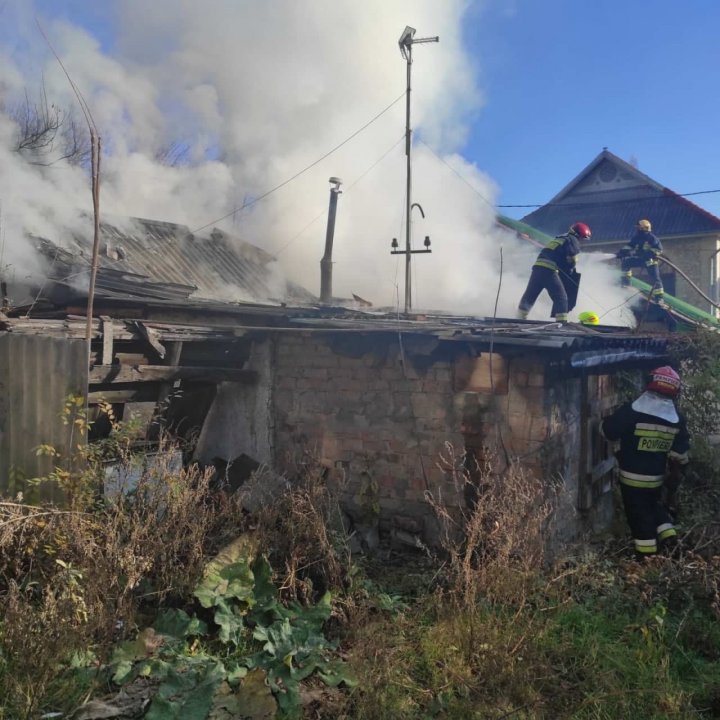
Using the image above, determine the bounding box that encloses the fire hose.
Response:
[658,255,720,312]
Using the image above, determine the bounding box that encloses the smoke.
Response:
[0,0,635,323]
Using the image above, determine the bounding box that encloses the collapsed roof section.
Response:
[32,216,317,306]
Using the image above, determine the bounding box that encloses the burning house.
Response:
[0,215,672,551]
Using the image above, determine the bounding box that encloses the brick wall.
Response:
[273,332,464,541]
[270,333,614,550]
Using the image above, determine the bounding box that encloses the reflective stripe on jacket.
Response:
[624,229,663,263]
[533,233,580,273]
[600,398,689,487]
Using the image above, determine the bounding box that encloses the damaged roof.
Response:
[287,313,670,370]
[520,149,720,242]
[34,216,316,305]
[5,294,671,372]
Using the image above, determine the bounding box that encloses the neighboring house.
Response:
[520,149,720,314]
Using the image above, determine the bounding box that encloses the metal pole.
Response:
[320,178,342,303]
[395,26,436,313]
[404,43,413,314]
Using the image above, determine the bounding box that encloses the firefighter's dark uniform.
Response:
[600,392,689,556]
[518,232,580,323]
[618,230,664,300]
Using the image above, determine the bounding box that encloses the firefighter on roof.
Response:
[616,218,665,302]
[517,222,591,323]
[600,366,690,557]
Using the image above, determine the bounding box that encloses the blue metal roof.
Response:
[520,150,720,243]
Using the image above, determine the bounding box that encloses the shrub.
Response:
[427,443,555,610]
[0,410,247,716]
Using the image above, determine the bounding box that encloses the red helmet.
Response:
[646,366,681,398]
[570,222,592,239]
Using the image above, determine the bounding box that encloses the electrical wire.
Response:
[273,134,405,257]
[498,189,720,209]
[190,92,406,235]
[418,138,495,210]
[418,137,621,318]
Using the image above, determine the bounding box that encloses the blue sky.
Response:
[462,0,720,219]
[15,0,720,222]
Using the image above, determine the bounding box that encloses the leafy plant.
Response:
[105,554,355,719]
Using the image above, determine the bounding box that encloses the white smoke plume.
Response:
[0,0,635,323]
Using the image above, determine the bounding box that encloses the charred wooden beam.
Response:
[88,385,160,404]
[89,364,259,385]
[134,321,166,359]
[156,341,183,405]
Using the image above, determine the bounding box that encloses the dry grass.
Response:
[427,442,556,610]
[253,455,351,604]
[0,435,357,717]
[0,437,247,718]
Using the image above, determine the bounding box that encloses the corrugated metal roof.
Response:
[99,220,278,301]
[4,295,670,371]
[35,217,316,305]
[286,313,669,368]
[521,150,720,243]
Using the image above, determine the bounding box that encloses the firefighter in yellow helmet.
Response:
[615,219,664,302]
[578,311,600,325]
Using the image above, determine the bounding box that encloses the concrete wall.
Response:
[269,332,617,551]
[194,338,273,466]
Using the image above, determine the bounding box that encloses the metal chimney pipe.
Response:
[320,176,342,303]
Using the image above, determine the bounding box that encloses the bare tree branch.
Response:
[4,81,90,166]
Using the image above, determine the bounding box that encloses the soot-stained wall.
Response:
[267,331,617,550]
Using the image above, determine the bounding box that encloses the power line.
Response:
[273,134,405,257]
[190,91,406,235]
[418,138,495,210]
[497,189,720,209]
[413,139,720,213]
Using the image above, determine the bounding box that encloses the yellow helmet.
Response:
[637,218,652,231]
[578,311,600,325]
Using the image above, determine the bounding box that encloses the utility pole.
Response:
[391,26,438,314]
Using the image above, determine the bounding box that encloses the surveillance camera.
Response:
[329,177,343,185]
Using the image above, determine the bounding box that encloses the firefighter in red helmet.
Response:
[518,222,591,323]
[600,366,690,557]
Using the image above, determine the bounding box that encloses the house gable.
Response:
[521,149,720,243]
